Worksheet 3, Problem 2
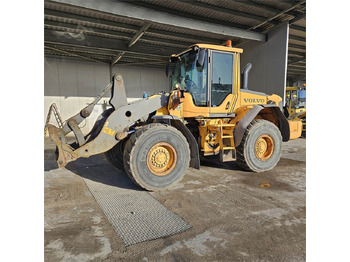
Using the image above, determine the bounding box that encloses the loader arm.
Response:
[47,74,169,168]
[61,82,113,136]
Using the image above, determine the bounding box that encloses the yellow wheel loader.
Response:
[46,42,298,191]
[284,85,306,138]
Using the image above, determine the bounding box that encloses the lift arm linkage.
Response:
[46,74,169,168]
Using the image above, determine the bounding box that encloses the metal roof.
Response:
[44,0,306,83]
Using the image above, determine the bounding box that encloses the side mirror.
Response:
[196,48,205,68]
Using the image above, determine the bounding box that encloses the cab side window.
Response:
[211,52,233,107]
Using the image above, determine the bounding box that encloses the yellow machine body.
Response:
[156,43,289,157]
[289,119,303,140]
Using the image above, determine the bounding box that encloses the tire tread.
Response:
[123,123,190,191]
[236,119,282,172]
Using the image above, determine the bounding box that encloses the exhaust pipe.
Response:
[241,63,252,90]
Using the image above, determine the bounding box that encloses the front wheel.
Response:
[123,123,190,191]
[236,119,282,172]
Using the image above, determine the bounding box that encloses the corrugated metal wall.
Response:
[44,57,168,133]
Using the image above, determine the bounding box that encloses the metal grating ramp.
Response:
[73,157,191,246]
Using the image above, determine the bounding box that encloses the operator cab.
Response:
[167,43,243,110]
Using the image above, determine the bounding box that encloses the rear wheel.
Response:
[123,123,190,191]
[105,138,128,171]
[236,119,282,172]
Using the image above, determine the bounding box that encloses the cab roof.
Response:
[192,43,243,53]
[172,43,243,59]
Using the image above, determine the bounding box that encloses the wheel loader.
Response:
[284,85,306,138]
[45,42,298,191]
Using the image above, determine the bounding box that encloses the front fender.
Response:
[234,105,290,147]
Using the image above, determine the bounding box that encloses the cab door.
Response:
[209,50,237,115]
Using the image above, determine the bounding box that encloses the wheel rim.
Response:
[147,142,177,176]
[254,135,274,161]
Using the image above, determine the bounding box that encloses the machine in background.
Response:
[284,84,306,137]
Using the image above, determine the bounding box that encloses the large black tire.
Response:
[236,119,282,172]
[123,123,190,191]
[105,138,128,171]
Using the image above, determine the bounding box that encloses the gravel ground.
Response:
[44,137,306,261]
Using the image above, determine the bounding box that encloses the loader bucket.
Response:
[45,74,169,168]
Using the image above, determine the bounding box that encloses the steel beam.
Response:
[110,22,152,65]
[187,1,276,24]
[288,50,305,56]
[288,57,306,65]
[44,45,107,63]
[44,9,139,32]
[44,40,169,59]
[289,43,306,50]
[44,21,189,49]
[118,0,250,31]
[289,35,306,42]
[117,60,167,67]
[44,9,223,45]
[45,46,167,66]
[240,1,303,18]
[44,50,112,63]
[44,29,182,57]
[50,47,116,58]
[287,68,306,73]
[46,45,165,63]
[49,0,267,42]
[289,14,306,25]
[128,23,151,48]
[111,51,125,66]
[288,63,306,69]
[249,1,306,30]
[290,24,306,32]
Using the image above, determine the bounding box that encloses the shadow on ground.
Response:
[44,147,142,191]
[45,146,305,193]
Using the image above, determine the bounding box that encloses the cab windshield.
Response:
[171,50,208,106]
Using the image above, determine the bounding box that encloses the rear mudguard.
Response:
[47,74,169,168]
[173,120,200,170]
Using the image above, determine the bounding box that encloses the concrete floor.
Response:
[44,137,306,262]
